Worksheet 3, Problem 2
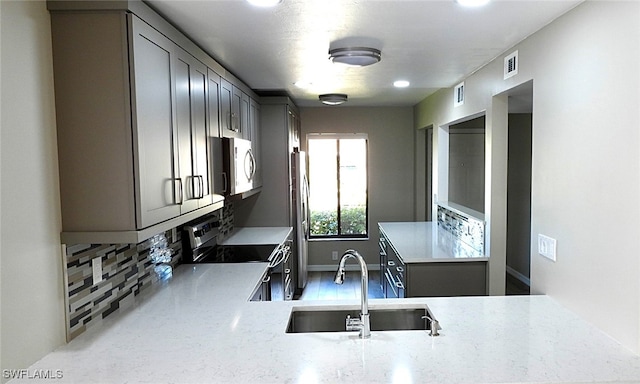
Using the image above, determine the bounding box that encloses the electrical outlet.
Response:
[331,251,339,261]
[538,234,557,262]
[92,257,103,284]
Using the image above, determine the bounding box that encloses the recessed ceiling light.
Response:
[394,80,410,88]
[319,94,348,106]
[328,47,381,67]
[294,80,312,89]
[455,0,490,7]
[247,0,282,7]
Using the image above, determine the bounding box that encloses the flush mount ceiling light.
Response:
[319,93,348,106]
[393,80,410,88]
[328,47,381,67]
[246,0,282,7]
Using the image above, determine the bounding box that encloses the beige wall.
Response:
[300,107,415,268]
[414,1,640,352]
[1,0,66,379]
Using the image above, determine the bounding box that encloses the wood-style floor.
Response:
[297,271,384,300]
[297,270,530,300]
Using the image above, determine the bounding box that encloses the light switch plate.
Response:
[538,234,557,262]
[332,251,339,261]
[92,257,103,284]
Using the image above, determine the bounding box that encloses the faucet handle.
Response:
[345,314,360,331]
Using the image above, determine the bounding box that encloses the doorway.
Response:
[505,81,533,295]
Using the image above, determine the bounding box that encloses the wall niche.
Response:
[448,115,485,213]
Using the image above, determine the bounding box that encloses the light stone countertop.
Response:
[220,226,293,245]
[379,222,489,263]
[11,263,640,384]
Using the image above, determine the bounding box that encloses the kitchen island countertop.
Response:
[379,221,488,263]
[11,263,640,384]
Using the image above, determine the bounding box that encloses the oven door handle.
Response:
[268,247,286,268]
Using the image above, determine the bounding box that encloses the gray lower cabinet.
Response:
[50,10,223,243]
[379,230,487,298]
[405,262,487,297]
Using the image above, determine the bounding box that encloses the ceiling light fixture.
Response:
[319,93,348,106]
[328,47,381,67]
[394,80,410,88]
[246,0,282,7]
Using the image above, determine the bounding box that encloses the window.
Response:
[307,134,368,238]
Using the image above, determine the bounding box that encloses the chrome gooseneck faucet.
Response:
[334,249,370,338]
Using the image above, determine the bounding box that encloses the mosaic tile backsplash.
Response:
[64,229,182,340]
[63,205,234,341]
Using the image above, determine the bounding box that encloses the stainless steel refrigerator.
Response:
[291,149,309,290]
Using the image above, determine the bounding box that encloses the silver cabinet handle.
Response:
[396,266,404,273]
[221,172,228,193]
[388,260,396,267]
[196,175,204,199]
[395,281,405,290]
[174,178,183,205]
[231,112,239,132]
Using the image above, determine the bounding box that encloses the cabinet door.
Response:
[249,98,262,188]
[207,70,221,139]
[207,69,226,196]
[220,79,241,138]
[175,49,212,213]
[232,85,243,137]
[130,15,181,228]
[191,61,214,208]
[240,89,251,140]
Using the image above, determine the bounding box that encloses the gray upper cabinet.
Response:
[49,8,224,243]
[220,79,241,138]
[207,69,226,196]
[175,47,214,213]
[240,89,251,140]
[48,0,260,242]
[131,15,182,227]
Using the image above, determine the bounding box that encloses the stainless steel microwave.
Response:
[222,137,255,196]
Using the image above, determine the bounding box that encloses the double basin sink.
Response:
[286,304,438,334]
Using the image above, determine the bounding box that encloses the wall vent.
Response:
[504,50,518,79]
[454,82,464,107]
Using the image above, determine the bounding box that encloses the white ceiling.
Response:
[146,0,582,107]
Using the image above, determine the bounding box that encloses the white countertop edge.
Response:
[13,264,640,384]
[220,226,293,245]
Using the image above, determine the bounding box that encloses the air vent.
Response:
[504,50,518,79]
[454,82,464,107]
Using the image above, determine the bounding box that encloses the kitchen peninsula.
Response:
[10,263,640,383]
[379,203,489,298]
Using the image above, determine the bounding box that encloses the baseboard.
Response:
[308,264,381,272]
[506,266,531,287]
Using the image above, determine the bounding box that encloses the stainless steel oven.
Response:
[266,240,293,301]
[182,215,293,301]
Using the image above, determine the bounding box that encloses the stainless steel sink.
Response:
[286,305,438,334]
